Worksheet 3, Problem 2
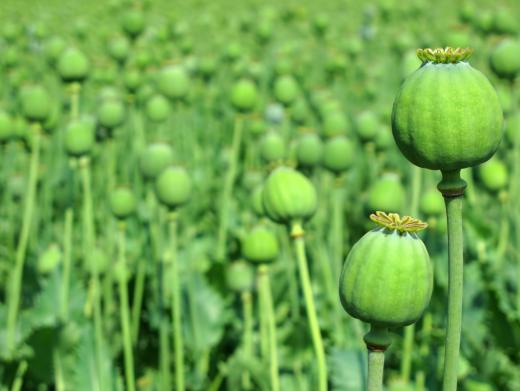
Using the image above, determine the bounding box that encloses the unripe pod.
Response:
[123,68,142,93]
[121,9,145,38]
[230,79,258,112]
[419,189,444,216]
[392,48,503,171]
[65,116,95,157]
[322,110,349,138]
[107,35,130,64]
[140,143,174,180]
[489,40,520,80]
[273,75,299,106]
[260,131,285,164]
[20,85,51,122]
[339,212,433,328]
[43,36,66,64]
[355,111,379,142]
[57,47,90,83]
[145,94,170,122]
[0,110,14,142]
[322,136,354,174]
[262,166,317,224]
[158,65,190,100]
[38,244,62,274]
[251,185,265,217]
[367,173,405,214]
[296,132,323,169]
[242,226,279,264]
[98,98,125,129]
[478,157,508,192]
[493,9,517,35]
[110,187,137,219]
[155,166,192,208]
[226,261,255,292]
[265,103,284,125]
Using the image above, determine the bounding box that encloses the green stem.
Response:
[61,208,73,321]
[117,224,136,391]
[131,255,146,346]
[280,226,300,321]
[70,82,81,121]
[258,265,280,391]
[54,347,65,391]
[400,165,422,382]
[438,170,466,391]
[7,124,41,353]
[216,115,243,261]
[241,291,253,390]
[10,360,27,391]
[159,316,171,390]
[79,157,104,385]
[291,222,327,391]
[169,213,185,391]
[367,349,385,391]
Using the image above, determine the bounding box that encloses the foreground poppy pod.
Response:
[340,211,432,391]
[392,47,503,172]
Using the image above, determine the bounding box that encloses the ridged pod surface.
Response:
[242,226,279,264]
[392,48,503,171]
[262,166,317,225]
[339,212,432,328]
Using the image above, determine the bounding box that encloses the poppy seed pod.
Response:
[392,48,503,171]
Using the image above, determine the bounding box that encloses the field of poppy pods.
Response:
[0,0,520,390]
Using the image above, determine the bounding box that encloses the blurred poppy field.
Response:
[0,0,519,390]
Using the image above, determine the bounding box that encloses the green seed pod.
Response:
[123,68,142,93]
[121,8,145,38]
[64,116,96,157]
[110,187,137,219]
[251,185,265,217]
[273,75,299,106]
[158,65,190,100]
[296,132,323,169]
[107,35,130,64]
[262,166,317,224]
[374,125,394,151]
[37,244,62,274]
[355,111,379,142]
[0,110,14,142]
[368,173,405,214]
[43,36,66,64]
[322,136,355,174]
[489,40,520,80]
[242,226,279,264]
[57,47,90,83]
[226,261,255,292]
[322,110,349,138]
[98,98,125,129]
[155,166,192,208]
[230,79,258,112]
[392,48,503,171]
[140,143,174,180]
[493,9,518,35]
[260,131,285,164]
[339,212,432,328]
[478,156,508,192]
[145,94,170,122]
[20,85,51,122]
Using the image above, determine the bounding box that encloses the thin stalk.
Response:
[10,360,28,391]
[54,346,65,391]
[241,290,253,390]
[367,350,385,391]
[131,255,146,345]
[61,208,73,321]
[6,124,41,353]
[117,223,136,391]
[291,221,327,391]
[279,226,300,321]
[169,212,185,391]
[216,115,243,261]
[70,82,81,121]
[79,157,104,385]
[258,265,280,391]
[438,170,466,391]
[400,165,422,382]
